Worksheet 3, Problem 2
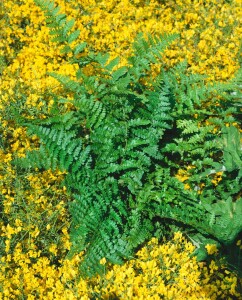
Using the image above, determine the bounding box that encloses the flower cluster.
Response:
[0,232,240,299]
[92,233,239,299]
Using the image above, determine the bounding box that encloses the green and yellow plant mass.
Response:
[0,0,241,298]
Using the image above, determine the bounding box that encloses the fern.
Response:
[11,0,242,277]
[34,0,88,60]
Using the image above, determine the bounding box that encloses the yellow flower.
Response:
[205,244,218,255]
[5,224,15,239]
[5,239,11,253]
[100,257,107,265]
[236,240,241,246]
[173,231,183,241]
[31,227,40,238]
[49,244,58,256]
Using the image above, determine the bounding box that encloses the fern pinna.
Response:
[13,0,242,277]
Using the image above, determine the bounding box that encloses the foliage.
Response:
[9,0,242,278]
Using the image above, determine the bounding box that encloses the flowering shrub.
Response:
[0,0,241,298]
[0,232,241,299]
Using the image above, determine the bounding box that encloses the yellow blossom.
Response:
[100,257,107,265]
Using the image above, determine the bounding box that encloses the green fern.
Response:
[11,0,242,277]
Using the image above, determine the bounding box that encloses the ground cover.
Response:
[0,0,241,299]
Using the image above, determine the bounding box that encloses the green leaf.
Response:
[112,66,128,81]
[68,29,80,44]
[74,42,87,55]
[60,45,72,54]
[63,18,75,36]
[222,126,242,171]
[105,57,120,71]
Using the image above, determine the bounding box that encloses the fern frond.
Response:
[34,0,85,55]
[48,73,83,93]
[13,146,51,170]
